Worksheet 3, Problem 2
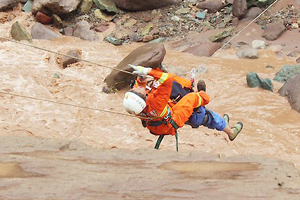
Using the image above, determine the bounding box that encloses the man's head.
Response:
[123,87,147,115]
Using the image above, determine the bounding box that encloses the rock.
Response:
[252,40,265,49]
[143,35,154,42]
[175,8,190,15]
[35,11,52,24]
[124,19,137,28]
[232,0,247,19]
[10,21,32,42]
[196,0,224,13]
[73,20,99,42]
[95,25,109,32]
[93,0,119,13]
[262,22,286,41]
[79,0,93,13]
[104,43,166,91]
[195,11,207,20]
[244,7,262,20]
[31,22,61,39]
[246,72,273,92]
[209,28,234,42]
[296,57,300,63]
[62,50,81,68]
[32,0,81,15]
[94,9,114,21]
[141,23,154,36]
[278,74,300,113]
[63,26,73,36]
[0,0,27,11]
[52,14,64,29]
[113,0,181,11]
[104,36,123,45]
[183,42,222,57]
[274,64,300,83]
[236,48,259,59]
[22,0,33,13]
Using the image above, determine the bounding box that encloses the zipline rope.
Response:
[0,0,280,117]
[0,90,136,118]
[182,0,280,77]
[0,36,132,75]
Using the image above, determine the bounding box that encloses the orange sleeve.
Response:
[147,69,173,116]
[198,91,210,106]
[134,77,147,88]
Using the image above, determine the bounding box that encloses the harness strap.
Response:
[154,135,165,149]
[150,107,180,151]
[154,131,178,152]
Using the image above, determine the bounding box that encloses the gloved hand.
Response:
[128,64,151,76]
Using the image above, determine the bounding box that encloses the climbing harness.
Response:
[147,107,180,151]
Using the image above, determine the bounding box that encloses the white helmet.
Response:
[123,91,146,115]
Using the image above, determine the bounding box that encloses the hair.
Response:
[129,89,146,101]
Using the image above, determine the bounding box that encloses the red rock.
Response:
[36,12,52,24]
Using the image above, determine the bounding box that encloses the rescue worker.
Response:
[123,64,243,144]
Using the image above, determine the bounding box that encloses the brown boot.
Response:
[197,79,206,92]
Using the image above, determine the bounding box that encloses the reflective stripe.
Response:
[158,73,168,84]
[197,93,202,107]
[159,105,168,118]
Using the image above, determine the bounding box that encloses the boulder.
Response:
[183,42,222,57]
[278,74,300,113]
[73,20,99,42]
[104,43,166,91]
[32,0,81,15]
[236,48,259,59]
[113,0,181,11]
[262,22,286,41]
[196,0,224,13]
[246,72,273,92]
[0,0,27,11]
[244,7,262,20]
[274,64,300,83]
[232,0,247,19]
[10,21,32,42]
[31,22,61,40]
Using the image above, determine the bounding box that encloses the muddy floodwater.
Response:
[0,9,300,200]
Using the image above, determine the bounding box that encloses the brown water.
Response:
[0,10,300,173]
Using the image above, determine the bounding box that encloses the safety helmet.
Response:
[123,91,146,115]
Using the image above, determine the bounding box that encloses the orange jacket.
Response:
[137,69,209,135]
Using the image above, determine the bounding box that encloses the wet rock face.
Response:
[279,74,300,113]
[113,0,181,11]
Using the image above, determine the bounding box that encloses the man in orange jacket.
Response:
[123,64,243,143]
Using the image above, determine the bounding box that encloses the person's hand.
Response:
[128,64,151,76]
